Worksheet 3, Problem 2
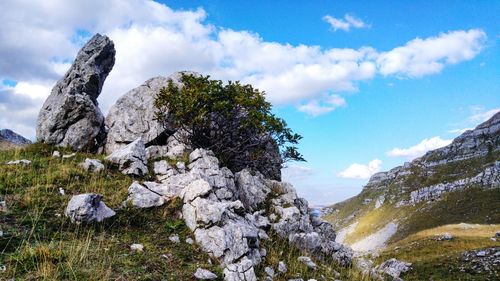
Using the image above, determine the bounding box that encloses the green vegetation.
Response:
[0,143,220,280]
[375,224,500,281]
[1,144,368,280]
[154,73,304,177]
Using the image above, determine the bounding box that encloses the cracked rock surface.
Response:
[36,34,115,151]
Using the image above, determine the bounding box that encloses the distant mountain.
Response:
[323,111,499,279]
[0,129,32,149]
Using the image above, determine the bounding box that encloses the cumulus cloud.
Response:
[377,29,486,77]
[323,14,369,32]
[468,107,500,123]
[297,94,346,116]
[338,159,382,179]
[282,165,314,182]
[387,136,452,159]
[0,0,488,137]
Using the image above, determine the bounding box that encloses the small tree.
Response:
[154,73,304,178]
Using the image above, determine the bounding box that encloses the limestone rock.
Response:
[64,193,115,223]
[124,181,167,208]
[194,268,218,280]
[36,34,115,151]
[5,159,31,165]
[105,138,148,176]
[234,169,270,211]
[223,257,257,281]
[79,158,105,172]
[105,72,196,154]
[130,243,144,252]
[376,258,411,278]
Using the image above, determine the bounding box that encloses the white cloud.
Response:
[282,165,314,182]
[0,1,488,136]
[323,14,369,32]
[298,94,346,116]
[338,159,382,179]
[377,29,486,77]
[468,107,499,123]
[387,136,452,159]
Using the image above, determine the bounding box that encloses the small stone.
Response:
[52,151,61,158]
[297,256,316,269]
[169,234,180,243]
[194,268,217,280]
[0,264,6,272]
[62,153,76,159]
[436,233,454,241]
[130,244,144,252]
[59,188,65,195]
[0,200,6,212]
[6,159,31,165]
[278,261,287,273]
[476,251,486,257]
[264,266,274,277]
[495,231,500,238]
[79,158,105,172]
[186,238,194,244]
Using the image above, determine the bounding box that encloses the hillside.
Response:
[2,33,372,281]
[324,112,500,280]
[0,129,31,150]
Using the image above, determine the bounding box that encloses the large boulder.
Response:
[104,72,195,154]
[36,34,115,151]
[65,193,115,223]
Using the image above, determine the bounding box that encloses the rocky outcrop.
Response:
[408,161,500,204]
[113,147,351,277]
[65,193,115,223]
[36,34,115,151]
[105,138,148,176]
[421,111,500,166]
[104,72,192,154]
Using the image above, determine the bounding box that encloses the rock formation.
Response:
[65,193,115,223]
[104,73,190,154]
[36,34,115,151]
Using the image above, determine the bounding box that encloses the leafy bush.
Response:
[154,73,304,179]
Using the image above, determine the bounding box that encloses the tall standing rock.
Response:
[36,34,115,151]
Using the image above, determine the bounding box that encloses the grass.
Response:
[323,151,500,280]
[0,144,220,280]
[375,224,500,281]
[1,144,367,280]
[256,231,370,281]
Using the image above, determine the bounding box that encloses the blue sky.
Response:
[0,1,499,205]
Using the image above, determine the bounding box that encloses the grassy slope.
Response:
[324,153,500,280]
[1,144,366,281]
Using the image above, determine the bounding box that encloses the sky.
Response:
[0,0,499,205]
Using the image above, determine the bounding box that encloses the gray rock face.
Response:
[194,268,218,280]
[223,257,257,281]
[105,138,148,176]
[124,181,169,208]
[235,169,271,212]
[64,193,115,223]
[36,34,115,151]
[105,72,193,154]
